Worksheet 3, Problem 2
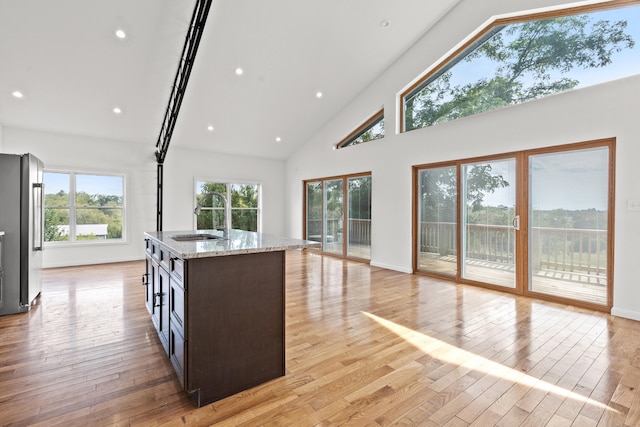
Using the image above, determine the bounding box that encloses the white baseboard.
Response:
[44,256,144,269]
[369,261,413,274]
[611,307,640,322]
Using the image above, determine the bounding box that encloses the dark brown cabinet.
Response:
[144,239,169,354]
[143,236,286,407]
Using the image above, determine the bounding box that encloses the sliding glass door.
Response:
[414,139,614,309]
[528,146,610,305]
[304,173,372,260]
[323,179,344,255]
[461,158,518,288]
[416,166,458,276]
[347,176,372,259]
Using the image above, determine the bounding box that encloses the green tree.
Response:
[406,13,635,130]
[420,165,509,222]
[44,208,68,242]
[348,177,371,220]
[196,182,227,230]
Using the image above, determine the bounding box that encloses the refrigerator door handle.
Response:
[33,183,44,251]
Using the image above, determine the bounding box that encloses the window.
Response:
[44,171,125,243]
[402,3,640,132]
[195,181,260,232]
[337,109,384,149]
[304,173,371,260]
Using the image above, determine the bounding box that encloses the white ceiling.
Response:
[0,0,460,160]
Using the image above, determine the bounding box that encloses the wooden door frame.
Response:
[412,138,615,312]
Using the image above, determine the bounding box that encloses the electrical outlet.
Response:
[627,199,640,211]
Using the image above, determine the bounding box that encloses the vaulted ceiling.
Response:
[0,0,461,160]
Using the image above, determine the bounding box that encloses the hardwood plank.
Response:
[0,252,639,426]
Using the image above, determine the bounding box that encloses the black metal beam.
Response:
[155,0,213,231]
[157,163,163,232]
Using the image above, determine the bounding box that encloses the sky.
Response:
[447,5,640,96]
[44,172,123,197]
[474,147,609,212]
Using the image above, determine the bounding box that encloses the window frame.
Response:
[44,169,126,245]
[399,0,640,133]
[194,179,262,232]
[336,109,384,149]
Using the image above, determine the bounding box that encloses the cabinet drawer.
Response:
[170,281,185,335]
[170,256,184,283]
[151,242,160,260]
[169,319,186,387]
[159,249,170,270]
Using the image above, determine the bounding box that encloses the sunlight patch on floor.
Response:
[362,311,616,413]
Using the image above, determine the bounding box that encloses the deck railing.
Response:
[419,221,606,275]
[307,219,371,245]
[308,219,606,276]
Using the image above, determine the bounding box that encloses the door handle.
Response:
[512,215,520,231]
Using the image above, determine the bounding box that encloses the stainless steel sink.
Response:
[170,233,225,241]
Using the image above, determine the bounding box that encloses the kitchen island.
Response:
[143,229,317,407]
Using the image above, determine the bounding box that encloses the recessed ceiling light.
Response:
[207,125,214,132]
[380,19,390,29]
[316,91,323,98]
[12,91,24,99]
[234,67,244,76]
[275,137,282,142]
[113,107,122,114]
[115,29,126,39]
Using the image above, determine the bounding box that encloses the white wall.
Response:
[2,127,156,268]
[284,0,640,320]
[161,146,286,235]
[2,127,286,268]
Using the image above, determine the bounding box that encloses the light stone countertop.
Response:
[144,229,319,259]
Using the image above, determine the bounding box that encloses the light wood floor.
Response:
[1,250,639,426]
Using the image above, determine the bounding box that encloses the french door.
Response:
[414,139,614,310]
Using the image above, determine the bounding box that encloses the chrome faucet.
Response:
[194,191,230,231]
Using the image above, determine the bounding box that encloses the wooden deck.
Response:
[0,250,638,426]
[419,254,607,305]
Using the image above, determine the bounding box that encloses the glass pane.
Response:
[44,172,70,205]
[306,182,322,242]
[323,179,343,255]
[76,208,122,240]
[231,184,258,208]
[462,159,516,288]
[76,174,123,206]
[196,182,227,208]
[347,176,371,259]
[528,147,608,305]
[44,208,70,242]
[44,172,70,242]
[417,166,457,276]
[404,5,640,131]
[195,182,227,230]
[232,209,258,232]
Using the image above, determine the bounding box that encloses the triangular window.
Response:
[402,4,640,132]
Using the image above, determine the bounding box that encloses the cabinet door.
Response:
[169,318,186,387]
[157,266,170,354]
[144,257,154,314]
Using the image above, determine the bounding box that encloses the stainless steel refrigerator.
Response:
[0,153,44,316]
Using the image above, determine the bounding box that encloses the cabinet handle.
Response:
[141,273,149,285]
[154,292,162,307]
